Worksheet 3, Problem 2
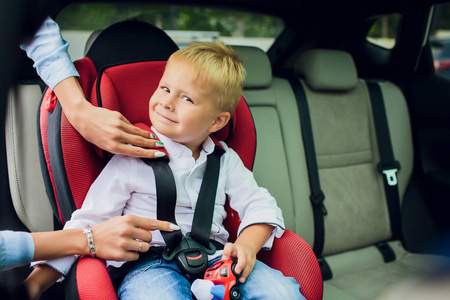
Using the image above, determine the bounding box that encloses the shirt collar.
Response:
[151,126,215,159]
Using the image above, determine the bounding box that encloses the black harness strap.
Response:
[143,141,224,280]
[191,146,226,247]
[367,81,402,241]
[142,156,182,252]
[289,78,327,257]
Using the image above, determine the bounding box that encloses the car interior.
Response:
[2,0,450,299]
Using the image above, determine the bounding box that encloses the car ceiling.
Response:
[52,0,439,19]
[9,0,448,90]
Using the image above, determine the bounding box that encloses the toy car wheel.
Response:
[230,286,241,300]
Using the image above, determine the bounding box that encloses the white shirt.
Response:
[38,128,285,276]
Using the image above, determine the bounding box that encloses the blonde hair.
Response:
[166,41,246,114]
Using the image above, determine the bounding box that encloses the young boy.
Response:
[25,41,305,299]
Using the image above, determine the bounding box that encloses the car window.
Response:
[366,13,401,49]
[56,3,284,61]
[430,2,450,77]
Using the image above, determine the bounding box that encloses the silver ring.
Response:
[137,241,143,252]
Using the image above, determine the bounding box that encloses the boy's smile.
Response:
[149,56,229,155]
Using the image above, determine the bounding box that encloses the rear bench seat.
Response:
[233,46,314,243]
[234,45,360,299]
[294,49,450,300]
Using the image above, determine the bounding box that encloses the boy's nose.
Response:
[161,97,175,111]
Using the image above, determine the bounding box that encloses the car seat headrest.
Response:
[233,46,272,89]
[295,49,358,92]
[84,30,102,56]
[86,20,179,71]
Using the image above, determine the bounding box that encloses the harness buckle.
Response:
[163,233,217,281]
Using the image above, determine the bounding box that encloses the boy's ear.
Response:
[209,112,231,133]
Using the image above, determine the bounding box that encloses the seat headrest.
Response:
[233,46,272,89]
[86,20,179,71]
[295,49,358,92]
[84,30,102,56]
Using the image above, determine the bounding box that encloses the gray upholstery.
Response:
[6,85,53,232]
[295,49,358,92]
[295,49,450,300]
[235,45,358,299]
[233,46,272,89]
[233,45,315,244]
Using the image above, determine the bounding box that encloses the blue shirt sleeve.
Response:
[20,16,79,89]
[0,231,35,271]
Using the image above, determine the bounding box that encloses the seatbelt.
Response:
[191,147,225,247]
[367,81,402,241]
[289,78,327,257]
[142,133,225,281]
[142,156,182,251]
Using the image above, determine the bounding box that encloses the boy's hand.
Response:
[222,242,257,283]
[221,224,275,284]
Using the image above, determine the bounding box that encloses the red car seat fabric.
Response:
[38,20,322,300]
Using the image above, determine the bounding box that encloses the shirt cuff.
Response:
[31,255,78,279]
[237,212,285,250]
[0,231,35,271]
[38,56,79,89]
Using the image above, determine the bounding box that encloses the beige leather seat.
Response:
[295,49,450,300]
[6,84,53,232]
[233,45,314,242]
[234,45,362,299]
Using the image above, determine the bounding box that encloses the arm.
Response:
[53,77,165,158]
[31,215,178,262]
[224,146,285,246]
[24,216,179,300]
[0,216,178,271]
[222,146,285,282]
[21,17,162,158]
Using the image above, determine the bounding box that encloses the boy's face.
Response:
[149,57,229,149]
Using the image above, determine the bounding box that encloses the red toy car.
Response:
[191,259,241,300]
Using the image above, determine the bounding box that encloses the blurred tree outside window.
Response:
[366,13,401,49]
[56,4,284,60]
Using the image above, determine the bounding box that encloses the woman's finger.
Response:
[129,216,180,232]
[110,142,166,158]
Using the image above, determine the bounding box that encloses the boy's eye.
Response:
[182,96,193,103]
[162,87,170,92]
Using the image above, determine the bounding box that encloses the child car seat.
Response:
[38,20,322,300]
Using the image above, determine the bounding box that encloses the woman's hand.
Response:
[70,103,164,158]
[53,77,164,158]
[93,215,179,261]
[31,215,179,262]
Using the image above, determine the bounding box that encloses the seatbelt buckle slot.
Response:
[377,161,400,187]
